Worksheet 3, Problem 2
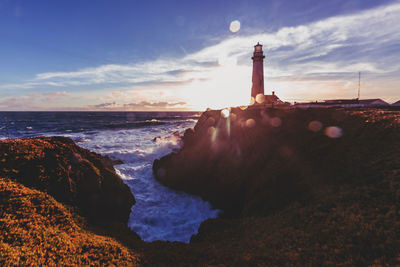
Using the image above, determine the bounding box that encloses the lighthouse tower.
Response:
[251,43,265,102]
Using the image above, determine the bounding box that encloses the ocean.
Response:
[0,111,220,243]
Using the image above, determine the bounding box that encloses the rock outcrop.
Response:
[0,136,134,223]
[154,107,400,218]
[0,177,141,266]
[1,109,399,265]
[150,107,400,265]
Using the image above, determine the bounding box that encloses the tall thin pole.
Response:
[358,72,361,100]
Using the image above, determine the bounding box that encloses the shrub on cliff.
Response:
[0,177,141,265]
[0,136,134,223]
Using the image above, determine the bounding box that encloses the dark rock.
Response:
[153,107,400,217]
[182,128,195,146]
[113,159,124,165]
[0,136,135,223]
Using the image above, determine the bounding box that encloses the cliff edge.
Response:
[154,107,400,217]
[0,136,134,223]
[151,107,400,265]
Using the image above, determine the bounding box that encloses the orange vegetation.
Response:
[1,108,400,266]
[0,177,141,266]
[0,136,134,223]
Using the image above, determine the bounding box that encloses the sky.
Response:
[0,0,399,111]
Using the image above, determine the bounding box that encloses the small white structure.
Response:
[294,98,389,108]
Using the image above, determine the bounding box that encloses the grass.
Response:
[0,177,142,266]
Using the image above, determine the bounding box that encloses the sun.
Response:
[181,60,252,110]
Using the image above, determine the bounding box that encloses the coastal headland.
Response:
[0,136,141,265]
[154,107,400,217]
[1,107,400,265]
[153,106,400,265]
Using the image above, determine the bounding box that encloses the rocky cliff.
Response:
[0,177,141,266]
[154,107,400,217]
[1,109,399,266]
[0,136,134,223]
[150,107,400,265]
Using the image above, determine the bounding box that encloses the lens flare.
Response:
[260,110,270,123]
[325,126,343,138]
[229,20,241,33]
[246,118,256,128]
[206,117,216,126]
[221,109,230,118]
[255,94,265,104]
[308,121,323,132]
[207,126,216,135]
[211,127,218,142]
[270,117,282,127]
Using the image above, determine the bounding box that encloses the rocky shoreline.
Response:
[154,107,399,216]
[0,136,134,223]
[1,107,400,265]
[0,136,142,265]
[153,107,400,265]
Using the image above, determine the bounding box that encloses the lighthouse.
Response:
[251,42,265,103]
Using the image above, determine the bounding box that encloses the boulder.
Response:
[0,136,135,223]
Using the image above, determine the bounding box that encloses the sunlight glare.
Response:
[308,121,323,132]
[229,20,241,33]
[221,109,230,118]
[207,126,216,135]
[246,118,256,128]
[180,63,251,110]
[325,126,343,138]
[255,94,265,104]
[260,110,270,124]
[270,117,282,127]
[206,117,216,126]
[230,112,237,121]
[218,54,237,67]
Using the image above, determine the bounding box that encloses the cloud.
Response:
[36,3,400,82]
[92,102,117,109]
[43,91,70,101]
[32,61,202,87]
[185,2,400,77]
[90,101,188,111]
[125,101,187,108]
[1,2,400,108]
[0,91,73,110]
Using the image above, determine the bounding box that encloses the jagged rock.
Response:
[153,107,400,217]
[113,159,124,165]
[0,136,135,223]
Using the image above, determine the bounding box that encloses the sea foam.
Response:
[0,112,220,243]
[72,119,219,243]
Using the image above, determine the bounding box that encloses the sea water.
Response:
[0,112,220,243]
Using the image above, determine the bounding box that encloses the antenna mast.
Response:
[358,71,361,100]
